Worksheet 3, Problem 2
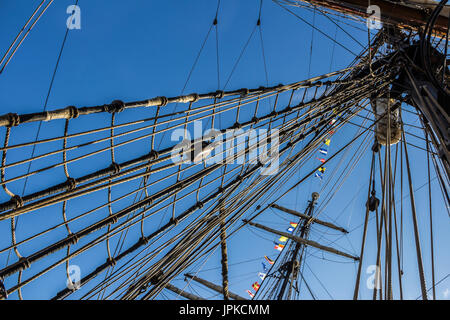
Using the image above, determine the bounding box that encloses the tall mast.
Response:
[275,192,319,300]
[248,192,356,300]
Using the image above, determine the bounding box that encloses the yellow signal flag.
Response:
[318,167,326,173]
[279,236,288,242]
[324,139,331,146]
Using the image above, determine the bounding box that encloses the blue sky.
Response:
[0,0,449,300]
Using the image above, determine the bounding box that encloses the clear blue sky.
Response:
[0,0,448,300]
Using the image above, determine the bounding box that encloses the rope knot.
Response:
[240,88,249,97]
[195,201,204,209]
[110,215,119,224]
[251,116,259,124]
[6,113,20,127]
[69,233,79,245]
[157,96,168,106]
[149,149,159,160]
[170,217,179,226]
[66,177,77,191]
[191,93,200,103]
[11,195,23,208]
[215,90,224,99]
[19,257,31,270]
[106,100,125,113]
[232,122,241,129]
[140,236,149,245]
[67,106,79,119]
[107,257,117,266]
[110,162,121,174]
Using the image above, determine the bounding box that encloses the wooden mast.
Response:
[243,220,359,260]
[271,203,349,234]
[292,0,449,36]
[165,283,203,300]
[184,274,248,300]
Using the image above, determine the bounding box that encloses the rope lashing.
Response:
[109,214,119,224]
[195,201,204,209]
[170,217,179,226]
[275,83,285,92]
[157,96,168,107]
[69,233,79,245]
[269,110,278,117]
[67,106,79,119]
[148,149,159,160]
[191,93,200,103]
[215,90,225,99]
[6,113,20,127]
[140,236,149,245]
[240,88,249,97]
[19,257,31,270]
[145,96,171,107]
[110,162,121,175]
[66,177,77,191]
[105,100,125,113]
[11,195,23,208]
[107,257,117,267]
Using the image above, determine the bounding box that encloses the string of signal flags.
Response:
[245,222,298,298]
[245,115,338,298]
